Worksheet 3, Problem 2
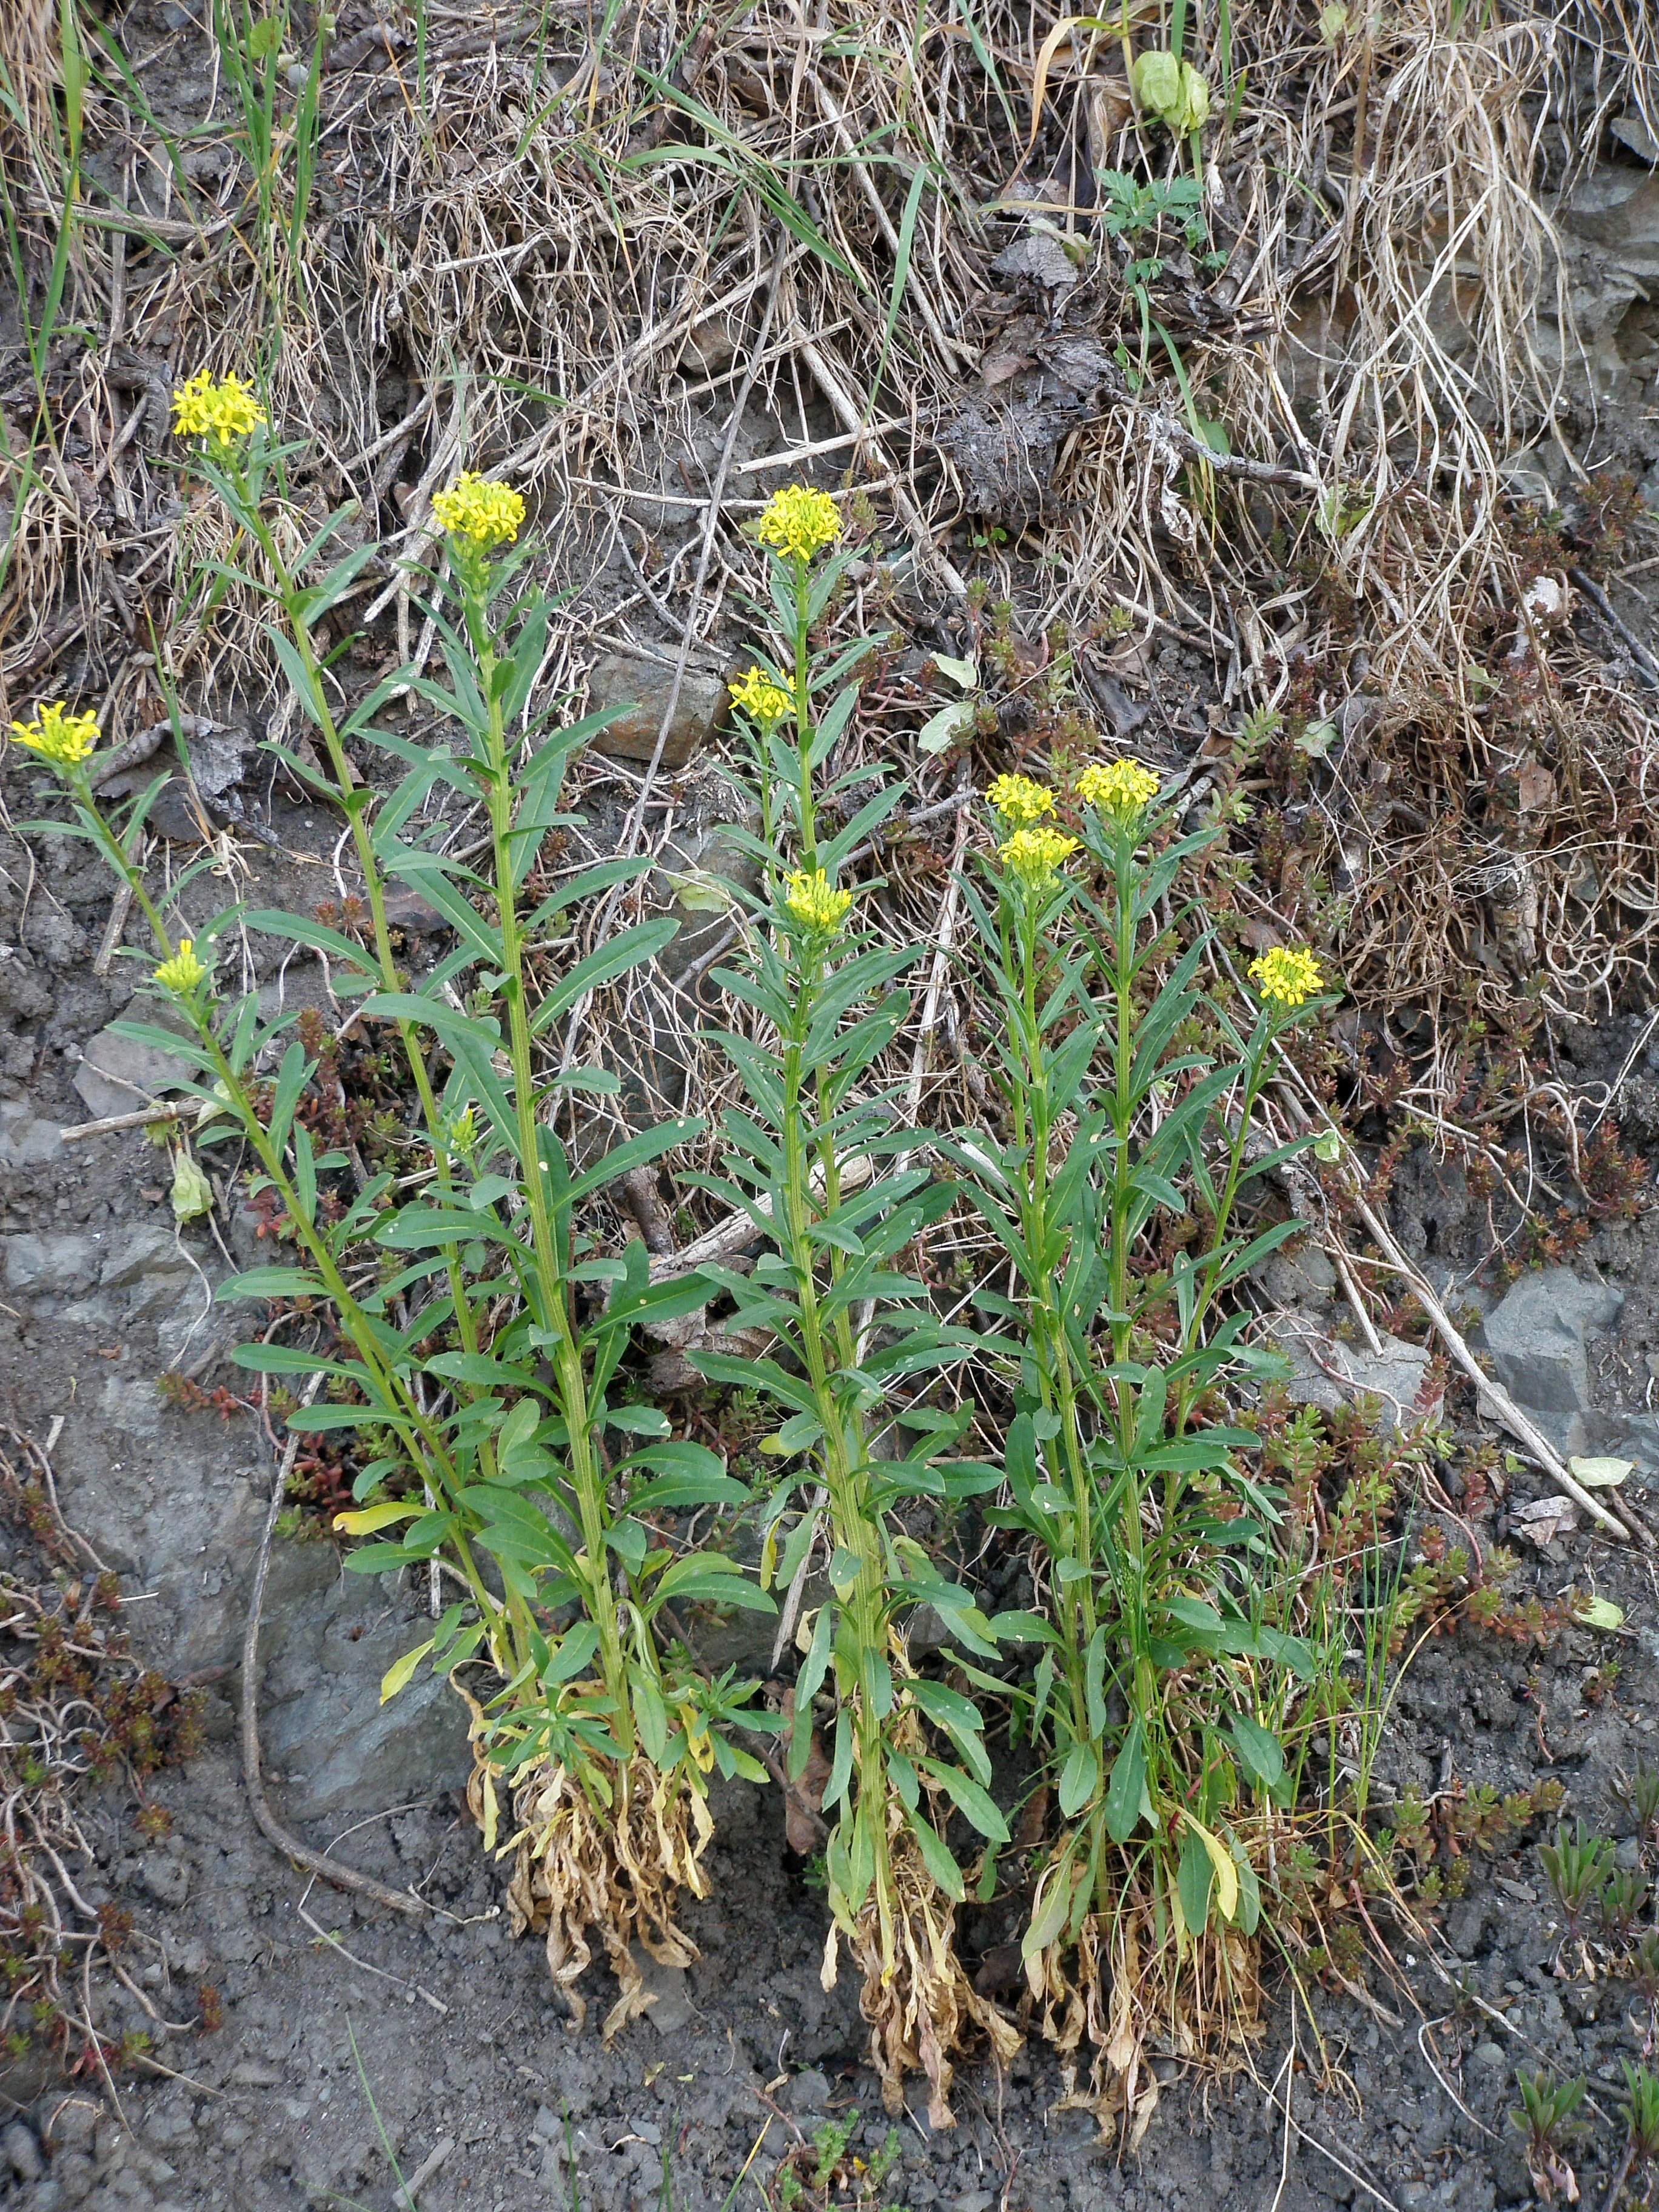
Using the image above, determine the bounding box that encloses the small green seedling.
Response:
[1510,2070,1585,2207]
[1539,1823,1610,1934]
[1603,1865,1650,1939]
[1617,1764,1659,1852]
[1623,2062,1659,2164]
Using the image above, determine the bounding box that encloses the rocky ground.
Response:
[3,766,1659,2212]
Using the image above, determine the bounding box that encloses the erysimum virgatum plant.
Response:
[946,762,1332,2128]
[16,380,779,2040]
[707,487,1021,2127]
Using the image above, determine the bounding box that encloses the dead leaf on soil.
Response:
[1515,1495,1581,1545]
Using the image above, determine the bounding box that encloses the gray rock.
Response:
[1270,1318,1443,1433]
[626,1943,695,2035]
[585,652,730,767]
[2,1230,101,1300]
[41,2099,101,2153]
[4,2122,44,2181]
[261,1657,472,1823]
[72,1014,196,1121]
[0,1101,62,1168]
[1253,1243,1336,1310]
[1476,1269,1623,1416]
[785,2070,833,2116]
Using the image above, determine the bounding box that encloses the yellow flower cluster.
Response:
[431,472,525,548]
[1249,945,1324,1008]
[999,826,1079,885]
[155,939,208,995]
[757,483,842,563]
[10,700,99,771]
[783,868,853,937]
[987,773,1054,826]
[1077,757,1161,818]
[729,667,792,725]
[171,369,266,449]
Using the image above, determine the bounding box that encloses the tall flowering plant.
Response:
[948,756,1332,2112]
[18,376,776,2038]
[704,488,1017,2125]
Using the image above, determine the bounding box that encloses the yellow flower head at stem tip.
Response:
[171,369,266,450]
[999,826,1080,886]
[1077,757,1162,820]
[729,667,793,726]
[10,701,100,772]
[1249,945,1324,1010]
[783,868,853,939]
[757,483,842,563]
[431,472,526,548]
[987,773,1054,827]
[154,939,208,996]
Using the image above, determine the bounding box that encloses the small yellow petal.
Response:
[998,826,1079,885]
[756,483,841,562]
[431,471,525,548]
[987,773,1054,826]
[1076,757,1161,818]
[1248,946,1325,1009]
[782,868,853,937]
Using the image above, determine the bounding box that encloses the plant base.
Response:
[1026,1902,1261,2147]
[466,1735,713,2043]
[825,1826,1021,2127]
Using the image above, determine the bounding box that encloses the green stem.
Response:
[195,1009,510,1660]
[779,963,894,1968]
[472,597,635,1752]
[793,558,817,868]
[228,466,492,1423]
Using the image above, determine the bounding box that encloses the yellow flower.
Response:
[729,667,793,725]
[987,773,1054,826]
[757,483,842,563]
[10,700,100,771]
[431,472,526,548]
[783,868,853,937]
[1077,757,1162,819]
[999,826,1080,885]
[171,369,265,449]
[154,939,208,995]
[1249,946,1325,1009]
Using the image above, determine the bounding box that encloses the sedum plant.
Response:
[705,491,1017,2124]
[947,762,1327,2108]
[18,378,776,2037]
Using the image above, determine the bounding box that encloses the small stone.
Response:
[72,1015,195,1122]
[1270,1320,1443,1434]
[627,1943,695,2036]
[2,1231,99,1301]
[0,1102,62,1168]
[532,2108,563,2143]
[1478,1270,1623,1418]
[785,2070,833,2116]
[228,2060,283,2088]
[4,2123,44,2181]
[585,653,730,767]
[41,2099,100,2153]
